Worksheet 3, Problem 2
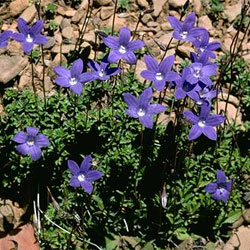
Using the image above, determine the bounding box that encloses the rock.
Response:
[60,18,71,29]
[54,15,63,26]
[198,16,214,34]
[137,0,149,8]
[43,37,55,49]
[72,8,84,23]
[152,0,165,17]
[177,44,194,58]
[9,0,29,16]
[157,33,178,49]
[217,101,242,126]
[225,2,242,23]
[100,7,113,20]
[135,59,146,82]
[52,53,67,66]
[52,44,75,54]
[44,76,53,93]
[57,6,76,17]
[107,15,127,32]
[94,0,112,6]
[147,21,158,27]
[0,55,28,84]
[221,37,232,54]
[141,14,154,25]
[0,223,40,250]
[223,226,250,250]
[217,91,240,107]
[19,73,31,89]
[160,22,172,31]
[193,0,202,14]
[62,26,74,39]
[168,0,186,8]
[20,4,37,23]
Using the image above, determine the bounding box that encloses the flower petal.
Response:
[202,126,217,140]
[216,170,226,184]
[183,111,199,124]
[70,83,83,95]
[54,77,70,87]
[54,66,71,78]
[69,176,80,187]
[206,115,225,126]
[103,36,119,49]
[29,145,42,161]
[205,182,217,194]
[182,12,196,31]
[68,160,80,175]
[13,131,27,143]
[127,40,145,51]
[16,144,29,156]
[207,42,221,51]
[30,20,44,35]
[159,55,174,74]
[26,127,39,136]
[123,51,137,65]
[188,124,202,140]
[17,18,29,35]
[33,34,48,44]
[22,42,33,54]
[107,50,122,63]
[141,70,155,81]
[11,33,26,42]
[168,16,181,31]
[153,79,166,91]
[80,181,93,194]
[139,114,153,129]
[80,155,92,172]
[71,59,83,78]
[144,55,159,73]
[35,134,50,147]
[85,170,103,181]
[148,104,165,114]
[119,27,131,45]
[88,59,100,72]
[126,109,139,118]
[123,93,139,109]
[139,87,152,109]
[175,88,186,99]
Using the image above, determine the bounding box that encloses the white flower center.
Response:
[77,174,85,182]
[27,140,34,146]
[69,77,77,86]
[196,100,203,105]
[119,45,126,54]
[198,120,206,128]
[99,69,105,77]
[155,72,163,81]
[219,187,225,194]
[200,47,205,52]
[180,31,188,39]
[194,69,201,78]
[26,34,33,43]
[137,108,145,117]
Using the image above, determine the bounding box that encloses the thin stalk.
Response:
[30,54,38,107]
[111,0,118,35]
[132,11,143,40]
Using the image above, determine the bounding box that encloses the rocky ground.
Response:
[0,0,249,249]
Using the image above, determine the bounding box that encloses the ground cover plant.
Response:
[0,0,249,249]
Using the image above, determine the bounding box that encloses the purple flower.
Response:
[68,155,103,194]
[193,30,220,59]
[123,87,165,129]
[186,61,216,87]
[83,55,121,82]
[54,59,87,95]
[103,27,145,64]
[13,126,50,161]
[188,87,218,105]
[183,103,225,140]
[0,30,13,49]
[141,55,180,91]
[168,12,206,42]
[12,18,48,54]
[175,67,197,99]
[205,170,233,203]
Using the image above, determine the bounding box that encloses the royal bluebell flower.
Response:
[168,12,206,42]
[186,61,217,87]
[54,59,87,95]
[0,30,13,49]
[103,27,145,64]
[205,170,233,203]
[141,55,180,91]
[188,87,217,105]
[68,155,103,194]
[12,18,48,54]
[192,30,220,59]
[183,103,225,140]
[83,55,121,82]
[13,126,50,161]
[175,67,197,99]
[123,87,165,129]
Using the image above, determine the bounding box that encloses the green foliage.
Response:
[233,14,249,31]
[209,0,224,19]
[118,0,130,11]
[48,20,59,32]
[45,3,57,15]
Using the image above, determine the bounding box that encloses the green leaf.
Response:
[223,210,242,224]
